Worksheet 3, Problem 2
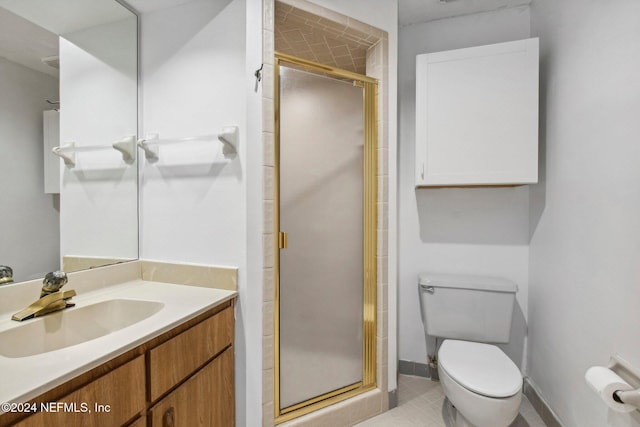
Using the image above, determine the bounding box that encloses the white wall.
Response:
[59,17,138,263]
[528,1,640,426]
[0,57,60,282]
[398,6,532,369]
[139,0,244,267]
[244,2,263,426]
[139,1,395,422]
[309,0,399,393]
[138,1,263,426]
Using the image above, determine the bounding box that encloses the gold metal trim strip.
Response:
[274,55,282,420]
[362,80,378,387]
[275,51,378,85]
[279,382,361,415]
[273,53,378,422]
[275,385,377,425]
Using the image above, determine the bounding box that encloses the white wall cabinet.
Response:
[415,38,539,187]
[43,110,60,194]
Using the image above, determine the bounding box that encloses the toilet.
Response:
[418,273,523,427]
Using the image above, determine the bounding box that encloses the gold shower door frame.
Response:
[273,52,378,424]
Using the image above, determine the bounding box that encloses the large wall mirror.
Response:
[0,0,138,284]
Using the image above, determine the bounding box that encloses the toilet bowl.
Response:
[437,340,522,427]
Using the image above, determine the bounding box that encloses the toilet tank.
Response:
[418,273,518,344]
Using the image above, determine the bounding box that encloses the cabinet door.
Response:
[15,356,145,427]
[149,306,233,401]
[43,110,60,194]
[415,38,539,187]
[150,348,234,427]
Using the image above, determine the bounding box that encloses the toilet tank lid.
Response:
[419,273,518,293]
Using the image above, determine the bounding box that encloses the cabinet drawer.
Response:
[15,356,145,427]
[150,348,234,427]
[149,306,233,401]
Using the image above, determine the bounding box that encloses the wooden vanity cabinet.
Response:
[149,348,234,427]
[2,299,235,427]
[12,356,145,427]
[148,306,234,402]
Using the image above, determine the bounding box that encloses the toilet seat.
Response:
[439,340,522,398]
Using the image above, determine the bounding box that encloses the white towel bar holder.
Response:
[52,136,136,168]
[136,126,239,161]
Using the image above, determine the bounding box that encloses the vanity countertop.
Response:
[0,279,236,408]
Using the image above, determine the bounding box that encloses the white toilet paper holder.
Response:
[609,355,640,410]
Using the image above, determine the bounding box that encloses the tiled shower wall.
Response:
[262,0,390,425]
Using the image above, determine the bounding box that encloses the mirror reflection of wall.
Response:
[0,0,138,284]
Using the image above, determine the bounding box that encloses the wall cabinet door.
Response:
[150,348,234,427]
[43,110,60,194]
[415,38,539,187]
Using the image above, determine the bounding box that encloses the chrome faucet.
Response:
[0,265,13,285]
[11,271,76,321]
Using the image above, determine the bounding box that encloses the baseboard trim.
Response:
[398,360,430,378]
[523,377,564,427]
[388,389,398,409]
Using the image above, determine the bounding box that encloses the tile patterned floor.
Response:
[356,375,546,427]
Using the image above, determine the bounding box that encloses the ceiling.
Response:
[399,0,531,26]
[0,0,534,78]
[125,0,195,14]
[0,8,58,77]
[0,0,133,35]
[0,0,136,78]
[128,0,532,22]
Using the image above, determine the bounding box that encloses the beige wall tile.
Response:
[263,334,275,370]
[264,29,274,64]
[377,202,388,230]
[377,174,388,201]
[377,229,388,258]
[262,97,275,134]
[377,256,388,286]
[263,401,275,427]
[263,131,275,167]
[378,147,388,175]
[263,300,274,338]
[264,0,274,31]
[263,165,274,200]
[264,268,275,303]
[262,63,275,100]
[140,260,238,290]
[264,199,275,232]
[263,233,275,269]
[263,368,274,403]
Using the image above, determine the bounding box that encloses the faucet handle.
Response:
[0,265,13,285]
[41,271,68,297]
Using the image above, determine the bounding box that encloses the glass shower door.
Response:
[277,64,365,412]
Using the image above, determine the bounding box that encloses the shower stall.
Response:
[274,53,378,423]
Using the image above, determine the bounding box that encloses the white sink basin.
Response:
[0,299,164,358]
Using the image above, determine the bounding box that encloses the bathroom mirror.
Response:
[0,0,138,284]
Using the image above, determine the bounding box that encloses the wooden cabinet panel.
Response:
[415,38,539,187]
[149,307,233,402]
[128,416,146,427]
[3,301,235,427]
[15,356,145,427]
[150,347,234,427]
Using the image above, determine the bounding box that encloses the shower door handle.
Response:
[279,231,288,249]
